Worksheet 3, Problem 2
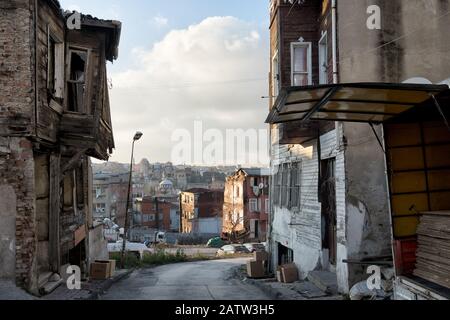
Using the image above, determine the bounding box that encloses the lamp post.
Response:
[120,131,143,268]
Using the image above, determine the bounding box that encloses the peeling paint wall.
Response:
[270,130,344,280]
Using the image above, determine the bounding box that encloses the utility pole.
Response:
[120,132,143,269]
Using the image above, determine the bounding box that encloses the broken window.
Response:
[67,49,88,113]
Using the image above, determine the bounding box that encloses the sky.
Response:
[59,0,271,166]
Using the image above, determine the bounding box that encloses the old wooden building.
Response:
[0,0,121,295]
[267,0,450,297]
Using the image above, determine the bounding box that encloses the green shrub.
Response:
[142,249,188,266]
[109,252,142,269]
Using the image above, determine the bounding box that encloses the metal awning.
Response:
[266,83,450,124]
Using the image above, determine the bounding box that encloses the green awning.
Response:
[266,83,450,124]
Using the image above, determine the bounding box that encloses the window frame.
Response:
[47,26,65,99]
[272,49,280,99]
[318,32,329,85]
[291,41,312,87]
[66,46,90,113]
[249,198,259,212]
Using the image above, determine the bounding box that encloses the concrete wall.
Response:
[192,217,222,235]
[335,0,450,289]
[88,225,108,263]
[338,0,450,84]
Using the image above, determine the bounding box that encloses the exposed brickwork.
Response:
[0,0,35,136]
[0,0,37,290]
[0,137,36,289]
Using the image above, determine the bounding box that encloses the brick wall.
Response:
[0,0,35,137]
[0,137,37,289]
[0,0,38,290]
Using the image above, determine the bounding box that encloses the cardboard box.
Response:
[280,263,298,283]
[90,262,110,280]
[254,251,269,262]
[95,260,116,278]
[247,260,265,279]
[108,259,116,277]
[276,270,284,283]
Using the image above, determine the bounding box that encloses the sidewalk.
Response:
[233,267,346,301]
[0,269,133,301]
[42,269,134,300]
[0,280,37,300]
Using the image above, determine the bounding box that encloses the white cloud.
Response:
[151,15,169,28]
[108,16,269,165]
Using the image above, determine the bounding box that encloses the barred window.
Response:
[289,162,302,209]
[281,163,289,207]
[273,166,281,206]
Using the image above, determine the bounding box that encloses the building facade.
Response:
[180,189,224,234]
[222,169,270,243]
[92,172,128,226]
[267,0,450,294]
[135,196,174,232]
[0,0,120,294]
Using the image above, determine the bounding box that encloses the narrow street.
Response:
[100,258,270,300]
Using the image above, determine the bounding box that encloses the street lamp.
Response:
[120,131,143,268]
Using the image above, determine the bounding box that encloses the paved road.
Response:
[100,258,271,300]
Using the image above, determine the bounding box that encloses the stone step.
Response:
[38,272,53,288]
[41,279,63,295]
[307,271,338,295]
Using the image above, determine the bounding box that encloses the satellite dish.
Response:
[259,183,265,190]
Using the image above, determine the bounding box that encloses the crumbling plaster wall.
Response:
[0,138,38,291]
[335,0,450,291]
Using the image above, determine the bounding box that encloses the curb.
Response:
[87,268,135,300]
[231,266,282,301]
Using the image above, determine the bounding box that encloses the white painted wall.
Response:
[270,129,343,282]
[192,217,222,235]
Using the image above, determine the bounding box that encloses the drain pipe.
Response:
[331,0,338,84]
[34,0,39,137]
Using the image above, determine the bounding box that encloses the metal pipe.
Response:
[34,0,39,136]
[331,0,338,84]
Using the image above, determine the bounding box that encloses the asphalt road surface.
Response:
[100,258,271,300]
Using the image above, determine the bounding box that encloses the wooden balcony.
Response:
[59,112,114,160]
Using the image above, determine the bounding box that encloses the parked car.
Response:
[243,243,266,253]
[216,244,250,257]
[108,240,152,259]
[206,237,226,248]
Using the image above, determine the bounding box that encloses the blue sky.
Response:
[59,1,270,166]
